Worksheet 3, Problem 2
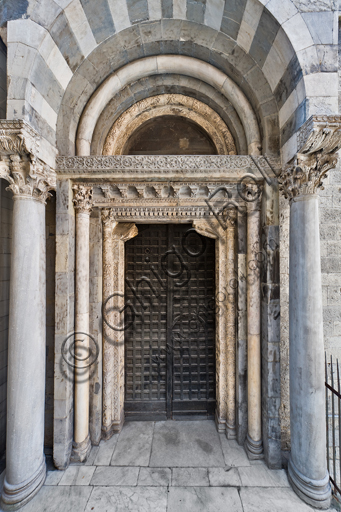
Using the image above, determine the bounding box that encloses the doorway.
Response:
[124,224,216,420]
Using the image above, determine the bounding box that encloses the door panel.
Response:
[124,224,216,420]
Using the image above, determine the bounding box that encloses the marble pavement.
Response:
[1,421,336,512]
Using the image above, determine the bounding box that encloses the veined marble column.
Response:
[101,209,116,439]
[0,121,56,511]
[278,115,341,509]
[72,185,93,462]
[102,218,137,438]
[245,192,263,459]
[225,210,237,439]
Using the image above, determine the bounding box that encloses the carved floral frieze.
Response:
[56,155,280,180]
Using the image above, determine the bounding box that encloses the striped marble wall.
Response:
[4,0,338,166]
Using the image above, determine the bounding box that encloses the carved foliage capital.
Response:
[279,153,338,201]
[280,116,341,201]
[73,185,93,213]
[0,154,56,204]
[0,121,56,203]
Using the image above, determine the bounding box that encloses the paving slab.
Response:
[172,467,209,486]
[150,421,225,467]
[59,466,95,486]
[111,421,154,467]
[84,486,168,512]
[167,486,243,512]
[44,469,65,486]
[93,433,119,466]
[219,436,251,467]
[208,467,242,486]
[238,464,290,487]
[239,487,316,512]
[90,466,140,486]
[138,467,171,486]
[20,486,92,512]
[85,445,99,466]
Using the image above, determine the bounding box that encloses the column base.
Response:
[225,422,237,440]
[71,434,91,463]
[0,457,46,511]
[245,433,264,460]
[215,410,226,433]
[288,457,331,510]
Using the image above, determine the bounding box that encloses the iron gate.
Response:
[124,224,216,420]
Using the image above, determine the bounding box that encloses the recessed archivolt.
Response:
[91,75,248,156]
[102,94,237,156]
[76,55,262,157]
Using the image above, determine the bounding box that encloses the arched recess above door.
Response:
[76,55,261,156]
[102,94,237,156]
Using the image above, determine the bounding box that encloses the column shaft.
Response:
[72,185,92,462]
[288,194,331,508]
[245,201,263,459]
[102,210,115,439]
[1,198,46,509]
[225,216,237,439]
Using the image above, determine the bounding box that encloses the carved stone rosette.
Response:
[72,185,93,213]
[0,120,56,203]
[279,115,341,201]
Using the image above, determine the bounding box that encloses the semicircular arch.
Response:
[102,94,237,156]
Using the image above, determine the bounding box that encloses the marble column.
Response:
[102,218,137,438]
[225,211,237,439]
[0,124,56,511]
[101,208,117,439]
[245,193,263,459]
[72,185,93,462]
[278,124,341,508]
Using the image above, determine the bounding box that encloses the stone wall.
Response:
[0,39,6,119]
[5,0,338,167]
[0,181,12,457]
[322,18,341,360]
[320,160,341,361]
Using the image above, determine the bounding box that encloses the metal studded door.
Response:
[124,224,216,420]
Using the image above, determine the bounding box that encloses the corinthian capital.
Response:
[279,115,341,201]
[72,185,93,213]
[0,120,56,203]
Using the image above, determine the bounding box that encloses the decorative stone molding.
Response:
[102,218,138,438]
[56,155,279,180]
[72,185,93,213]
[97,182,234,202]
[280,116,341,201]
[103,94,237,156]
[0,120,56,203]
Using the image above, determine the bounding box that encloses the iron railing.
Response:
[325,353,341,496]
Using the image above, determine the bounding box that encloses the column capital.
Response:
[101,207,116,228]
[72,184,93,213]
[279,115,341,202]
[0,120,56,203]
